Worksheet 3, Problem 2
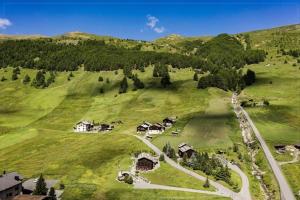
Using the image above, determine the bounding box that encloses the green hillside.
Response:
[0,24,299,199]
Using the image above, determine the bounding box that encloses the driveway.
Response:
[134,135,251,200]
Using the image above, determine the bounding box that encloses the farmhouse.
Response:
[98,124,114,131]
[148,123,165,134]
[163,117,176,127]
[0,172,23,200]
[74,121,93,132]
[136,153,158,171]
[136,122,152,133]
[178,143,195,158]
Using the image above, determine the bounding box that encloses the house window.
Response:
[7,192,13,197]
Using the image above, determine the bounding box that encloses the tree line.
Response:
[0,39,210,71]
[0,34,265,73]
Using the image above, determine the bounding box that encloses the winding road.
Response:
[241,108,296,200]
[134,135,252,200]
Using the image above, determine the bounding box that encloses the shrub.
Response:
[124,175,133,184]
[98,76,104,82]
[23,74,31,84]
[159,154,165,162]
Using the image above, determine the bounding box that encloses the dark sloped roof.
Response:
[0,172,23,191]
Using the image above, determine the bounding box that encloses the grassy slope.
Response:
[241,53,300,197]
[0,67,233,200]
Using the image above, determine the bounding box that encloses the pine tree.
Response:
[34,71,46,88]
[48,187,57,200]
[11,71,18,80]
[203,177,210,188]
[153,64,160,77]
[23,74,31,84]
[33,174,48,195]
[119,76,128,94]
[133,74,145,89]
[161,71,171,87]
[193,72,199,81]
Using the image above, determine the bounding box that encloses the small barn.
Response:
[136,153,158,171]
[148,123,165,134]
[163,117,176,127]
[98,124,114,131]
[178,143,195,158]
[136,122,152,133]
[74,121,93,132]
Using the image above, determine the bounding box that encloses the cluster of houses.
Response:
[74,120,115,133]
[0,172,62,200]
[136,117,177,136]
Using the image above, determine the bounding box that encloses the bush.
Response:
[263,100,270,106]
[11,72,18,80]
[98,76,104,82]
[159,154,165,162]
[1,76,7,82]
[23,74,31,84]
[124,175,133,184]
[99,87,104,94]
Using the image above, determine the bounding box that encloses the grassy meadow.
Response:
[241,53,300,197]
[0,66,239,200]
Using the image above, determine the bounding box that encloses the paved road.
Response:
[241,108,296,200]
[134,135,251,200]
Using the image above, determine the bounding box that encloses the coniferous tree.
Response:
[119,76,128,94]
[203,177,210,188]
[133,74,145,89]
[161,70,171,87]
[48,187,57,200]
[33,174,48,195]
[32,71,46,88]
[11,72,18,80]
[193,72,199,81]
[23,74,31,84]
[46,72,55,86]
[153,64,160,77]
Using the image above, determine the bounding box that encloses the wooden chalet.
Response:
[74,121,94,132]
[163,117,176,127]
[136,122,152,133]
[178,143,195,158]
[148,123,165,134]
[136,153,158,171]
